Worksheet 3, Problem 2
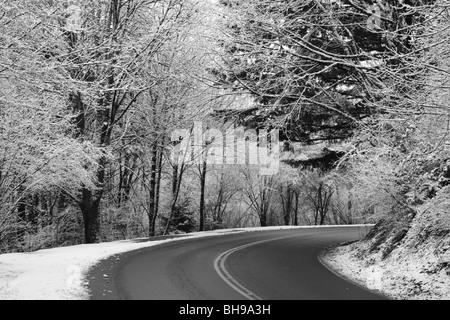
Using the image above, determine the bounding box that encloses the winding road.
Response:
[88,227,386,300]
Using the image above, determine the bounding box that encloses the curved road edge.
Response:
[318,244,393,300]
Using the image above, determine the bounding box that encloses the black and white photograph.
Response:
[0,0,449,304]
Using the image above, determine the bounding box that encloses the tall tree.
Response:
[0,1,103,249]
[57,0,196,243]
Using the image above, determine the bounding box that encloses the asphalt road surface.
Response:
[88,227,386,300]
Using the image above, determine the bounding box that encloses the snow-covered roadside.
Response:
[322,239,450,300]
[0,225,369,300]
[322,194,450,301]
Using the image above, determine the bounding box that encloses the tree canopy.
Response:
[214,0,433,148]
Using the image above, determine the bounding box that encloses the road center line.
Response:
[214,236,293,300]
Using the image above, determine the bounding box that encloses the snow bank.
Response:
[0,225,370,300]
[323,242,450,300]
[322,198,450,300]
[0,230,233,300]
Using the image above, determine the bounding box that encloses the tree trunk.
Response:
[320,210,327,225]
[164,163,185,235]
[283,185,293,226]
[154,148,163,220]
[118,151,135,206]
[148,141,158,237]
[69,86,102,244]
[260,212,267,227]
[70,88,103,244]
[199,158,207,232]
[117,154,123,205]
[294,191,299,226]
[80,189,101,244]
[123,159,135,203]
[172,164,178,195]
[79,151,107,243]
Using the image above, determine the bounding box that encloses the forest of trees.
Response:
[1,0,449,253]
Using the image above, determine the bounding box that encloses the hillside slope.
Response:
[324,189,450,300]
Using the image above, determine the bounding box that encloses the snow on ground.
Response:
[0,225,369,300]
[322,194,450,300]
[322,236,450,300]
